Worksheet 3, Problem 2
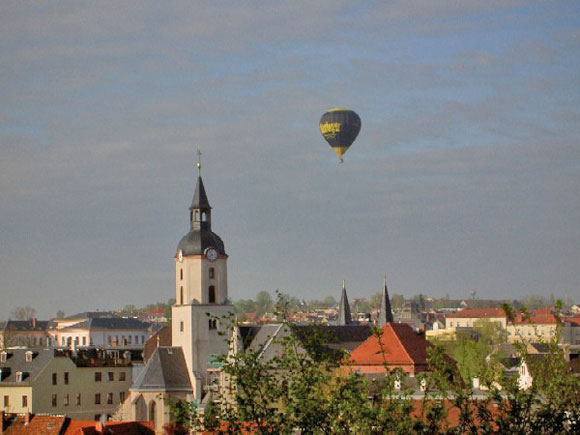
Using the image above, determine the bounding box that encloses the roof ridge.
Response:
[388,324,414,364]
[257,323,285,360]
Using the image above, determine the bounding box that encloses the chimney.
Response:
[24,412,31,425]
[95,422,103,433]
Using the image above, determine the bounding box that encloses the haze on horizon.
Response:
[1,1,579,320]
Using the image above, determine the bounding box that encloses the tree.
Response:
[175,301,580,434]
[369,292,382,310]
[390,293,405,309]
[10,306,36,320]
[255,291,273,316]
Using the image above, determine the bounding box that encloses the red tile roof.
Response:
[3,414,66,435]
[349,323,430,367]
[63,420,154,435]
[445,308,506,319]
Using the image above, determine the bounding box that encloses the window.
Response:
[107,393,113,404]
[119,392,125,403]
[64,394,70,406]
[180,269,183,280]
[209,267,215,279]
[180,286,184,305]
[76,393,81,406]
[95,393,101,405]
[62,337,66,346]
[95,414,101,421]
[15,372,23,382]
[128,335,132,345]
[108,372,114,382]
[95,372,102,382]
[52,394,57,407]
[64,372,69,385]
[25,351,33,362]
[209,319,217,330]
[52,373,57,385]
[22,395,28,407]
[180,321,184,332]
[119,371,126,382]
[82,337,86,346]
[0,352,6,363]
[209,285,216,303]
[3,395,9,407]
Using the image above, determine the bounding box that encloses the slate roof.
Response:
[2,320,50,331]
[337,284,352,326]
[59,317,150,331]
[446,308,506,319]
[378,277,394,327]
[190,176,211,210]
[177,229,226,256]
[0,349,55,385]
[131,347,192,392]
[178,175,226,256]
[238,324,373,362]
[62,312,116,321]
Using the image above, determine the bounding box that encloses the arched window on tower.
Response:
[209,267,215,279]
[209,286,216,303]
[180,286,184,305]
[201,212,207,222]
[180,269,183,280]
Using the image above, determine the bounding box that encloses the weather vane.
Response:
[196,149,202,175]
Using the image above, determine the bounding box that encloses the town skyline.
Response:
[1,1,580,320]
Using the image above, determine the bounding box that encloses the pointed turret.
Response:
[177,160,226,257]
[337,280,352,325]
[378,276,394,327]
[190,176,211,211]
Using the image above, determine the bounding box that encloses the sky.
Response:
[1,1,579,320]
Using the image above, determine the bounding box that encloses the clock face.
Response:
[205,248,218,262]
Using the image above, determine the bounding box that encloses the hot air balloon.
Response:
[319,108,361,163]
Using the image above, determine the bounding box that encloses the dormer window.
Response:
[0,352,7,363]
[16,371,24,382]
[25,351,34,362]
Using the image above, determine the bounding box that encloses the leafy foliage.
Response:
[163,301,579,434]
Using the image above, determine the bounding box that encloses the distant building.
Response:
[52,317,150,350]
[0,319,50,349]
[0,348,135,421]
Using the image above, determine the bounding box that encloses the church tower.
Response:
[172,159,233,399]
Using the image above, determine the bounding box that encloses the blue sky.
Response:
[1,1,579,319]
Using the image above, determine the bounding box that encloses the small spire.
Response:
[337,280,352,325]
[378,274,394,327]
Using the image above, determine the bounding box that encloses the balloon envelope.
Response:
[319,108,361,163]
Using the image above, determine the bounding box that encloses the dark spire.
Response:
[190,176,211,211]
[378,275,394,327]
[337,280,352,325]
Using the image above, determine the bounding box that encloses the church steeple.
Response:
[337,280,352,325]
[378,275,394,327]
[189,176,212,231]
